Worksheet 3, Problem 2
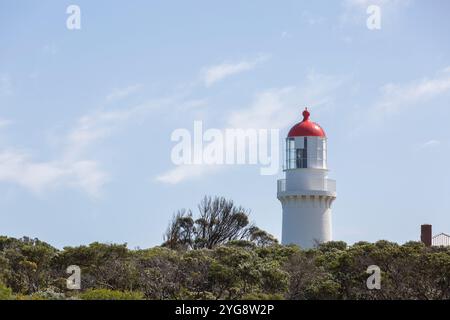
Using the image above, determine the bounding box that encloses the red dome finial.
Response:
[302,107,310,121]
[288,106,325,137]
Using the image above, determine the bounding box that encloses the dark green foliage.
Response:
[79,289,144,300]
[0,236,58,294]
[0,198,448,300]
[0,282,14,300]
[1,236,450,300]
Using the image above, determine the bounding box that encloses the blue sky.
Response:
[1,0,450,248]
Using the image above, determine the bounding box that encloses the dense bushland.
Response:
[2,236,450,300]
[1,196,449,300]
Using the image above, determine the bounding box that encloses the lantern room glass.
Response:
[285,137,327,170]
[286,137,308,169]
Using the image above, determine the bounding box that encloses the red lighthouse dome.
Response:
[287,108,326,137]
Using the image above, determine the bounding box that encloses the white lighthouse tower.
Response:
[277,108,336,248]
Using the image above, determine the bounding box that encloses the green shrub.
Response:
[32,288,66,300]
[0,282,14,300]
[79,289,144,300]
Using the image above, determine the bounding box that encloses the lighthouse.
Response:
[277,108,336,248]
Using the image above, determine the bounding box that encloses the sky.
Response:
[1,0,450,249]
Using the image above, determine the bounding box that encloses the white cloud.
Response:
[371,67,450,118]
[64,95,175,159]
[54,100,168,194]
[0,150,108,196]
[0,151,65,193]
[0,94,169,196]
[67,160,108,196]
[0,143,109,198]
[0,118,12,129]
[202,55,269,87]
[65,109,132,158]
[156,71,346,185]
[227,87,294,129]
[281,31,292,39]
[155,164,219,185]
[106,84,143,102]
[228,71,346,129]
[0,74,12,96]
[419,140,441,150]
[66,94,209,189]
[348,67,450,136]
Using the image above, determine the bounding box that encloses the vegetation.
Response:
[0,282,14,300]
[1,196,450,300]
[163,196,277,249]
[79,289,144,300]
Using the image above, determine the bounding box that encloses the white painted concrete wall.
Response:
[281,195,332,248]
[285,168,328,191]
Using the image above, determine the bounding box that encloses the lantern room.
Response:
[285,108,327,170]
